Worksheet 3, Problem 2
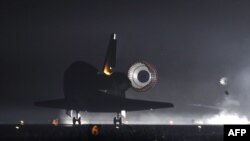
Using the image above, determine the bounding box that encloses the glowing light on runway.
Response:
[20,120,24,125]
[193,120,204,125]
[59,96,250,125]
[91,125,100,135]
[169,120,174,125]
[51,119,59,126]
[60,110,250,125]
[121,110,126,118]
[205,111,249,124]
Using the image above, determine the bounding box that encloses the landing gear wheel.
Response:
[78,117,81,125]
[73,117,81,125]
[73,117,76,125]
[72,111,81,126]
[113,113,122,128]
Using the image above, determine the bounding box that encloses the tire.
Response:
[73,117,76,125]
[78,117,81,125]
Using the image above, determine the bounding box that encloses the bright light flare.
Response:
[91,125,100,136]
[103,66,112,76]
[169,120,174,125]
[121,110,126,118]
[20,120,24,125]
[52,119,59,126]
[194,120,204,125]
[220,77,228,86]
[205,111,249,124]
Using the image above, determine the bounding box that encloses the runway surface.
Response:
[0,124,223,141]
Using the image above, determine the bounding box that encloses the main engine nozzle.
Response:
[128,60,157,92]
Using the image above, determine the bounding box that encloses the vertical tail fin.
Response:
[102,33,117,75]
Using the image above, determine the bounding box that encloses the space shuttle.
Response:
[35,33,174,126]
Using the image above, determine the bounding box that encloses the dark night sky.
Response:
[1,0,250,124]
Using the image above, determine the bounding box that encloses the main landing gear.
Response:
[66,110,126,127]
[114,110,126,129]
[113,112,123,128]
[66,110,81,125]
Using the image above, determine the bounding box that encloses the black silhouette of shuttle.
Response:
[35,33,174,125]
